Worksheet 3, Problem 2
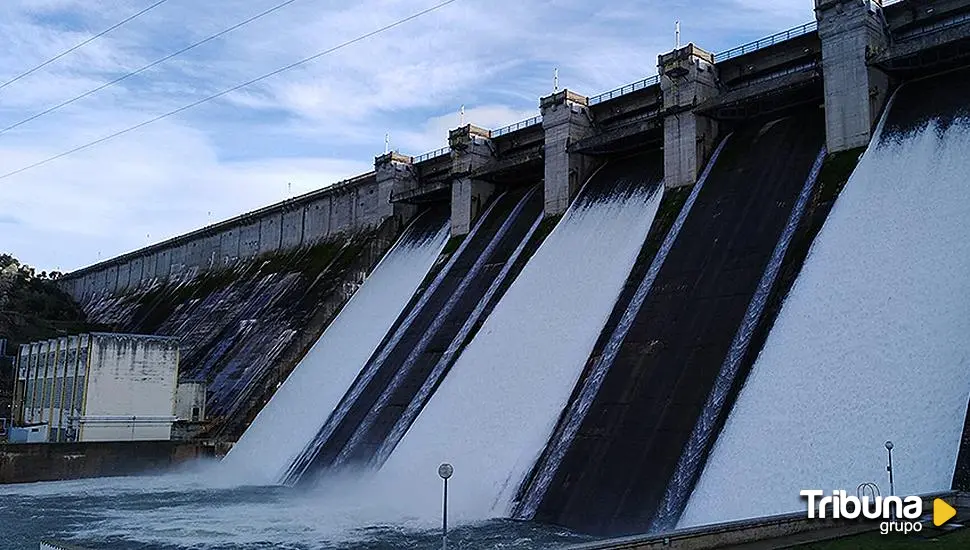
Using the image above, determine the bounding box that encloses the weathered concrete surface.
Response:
[541,90,595,216]
[660,44,718,188]
[58,173,390,302]
[449,125,496,236]
[815,0,891,152]
[0,440,208,484]
[75,220,402,442]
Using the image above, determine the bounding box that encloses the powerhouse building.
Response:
[12,333,181,442]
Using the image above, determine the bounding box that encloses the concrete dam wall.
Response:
[75,219,403,441]
[59,172,395,302]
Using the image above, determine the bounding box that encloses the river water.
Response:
[0,462,593,550]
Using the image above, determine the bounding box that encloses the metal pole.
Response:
[887,448,895,496]
[438,463,453,550]
[885,440,895,519]
[442,477,448,550]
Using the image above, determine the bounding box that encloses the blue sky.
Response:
[0,0,814,272]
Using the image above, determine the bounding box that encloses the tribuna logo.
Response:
[801,490,924,535]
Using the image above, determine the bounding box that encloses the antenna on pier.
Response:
[675,21,681,48]
[554,67,559,92]
[459,105,465,126]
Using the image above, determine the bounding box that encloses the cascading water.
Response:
[336,187,545,468]
[281,192,515,484]
[521,114,825,535]
[680,76,970,527]
[370,207,544,468]
[513,137,730,521]
[650,146,826,530]
[222,213,448,484]
[375,159,664,522]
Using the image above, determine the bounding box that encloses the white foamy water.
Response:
[224,221,448,484]
[0,464,589,549]
[680,117,970,526]
[377,184,663,523]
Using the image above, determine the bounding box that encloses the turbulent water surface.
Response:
[0,463,592,550]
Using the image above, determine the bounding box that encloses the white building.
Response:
[174,381,207,422]
[13,333,182,442]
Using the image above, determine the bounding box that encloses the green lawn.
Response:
[801,526,970,549]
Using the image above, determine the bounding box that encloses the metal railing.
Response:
[404,20,826,155]
[588,74,661,105]
[896,10,970,40]
[412,146,450,163]
[492,115,541,137]
[714,20,818,63]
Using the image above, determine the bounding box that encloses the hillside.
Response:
[0,254,98,352]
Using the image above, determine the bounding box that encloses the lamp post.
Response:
[885,441,895,497]
[438,463,453,550]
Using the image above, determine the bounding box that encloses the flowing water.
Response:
[680,91,970,527]
[224,216,448,485]
[0,464,592,549]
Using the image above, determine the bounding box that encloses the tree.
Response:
[0,254,18,270]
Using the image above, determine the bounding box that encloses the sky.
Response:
[0,0,813,273]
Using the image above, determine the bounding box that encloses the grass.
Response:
[802,526,970,549]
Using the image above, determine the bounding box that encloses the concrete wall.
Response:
[0,440,208,484]
[541,90,595,216]
[81,334,180,442]
[174,382,206,422]
[59,174,386,302]
[660,44,719,189]
[816,0,890,152]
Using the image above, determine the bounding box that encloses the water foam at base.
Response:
[679,116,970,527]
[0,464,591,549]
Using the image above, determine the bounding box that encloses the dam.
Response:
[8,0,970,547]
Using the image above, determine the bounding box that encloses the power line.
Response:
[0,0,461,182]
[0,0,172,92]
[0,0,306,136]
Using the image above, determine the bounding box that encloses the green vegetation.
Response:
[802,527,970,549]
[533,214,562,244]
[128,236,361,334]
[816,147,866,204]
[0,254,98,350]
[640,185,692,263]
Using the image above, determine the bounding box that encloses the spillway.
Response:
[284,185,545,483]
[680,70,970,527]
[376,152,664,522]
[222,211,448,484]
[521,113,826,535]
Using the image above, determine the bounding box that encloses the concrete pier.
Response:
[659,44,719,188]
[449,125,496,236]
[541,90,594,216]
[815,0,891,152]
[374,151,417,223]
